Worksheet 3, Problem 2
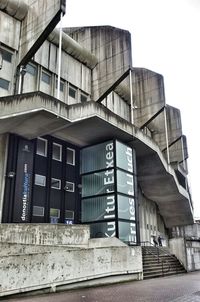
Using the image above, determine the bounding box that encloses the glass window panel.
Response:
[90,221,116,238]
[0,78,9,90]
[50,208,60,218]
[81,140,114,174]
[35,174,46,186]
[118,195,135,220]
[56,80,64,92]
[80,93,87,103]
[67,148,75,165]
[51,178,61,189]
[36,138,47,156]
[118,221,136,243]
[116,141,133,173]
[65,210,74,219]
[81,195,115,222]
[65,181,74,192]
[32,206,44,217]
[42,71,51,84]
[52,143,62,161]
[117,170,134,196]
[82,170,115,197]
[26,63,37,76]
[69,85,77,98]
[0,48,12,62]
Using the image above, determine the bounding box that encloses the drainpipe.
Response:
[164,106,170,164]
[129,69,134,124]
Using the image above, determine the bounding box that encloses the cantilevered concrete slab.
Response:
[0,92,193,228]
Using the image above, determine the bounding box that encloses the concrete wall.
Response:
[0,11,21,50]
[0,224,143,297]
[0,134,9,222]
[66,26,132,102]
[0,224,90,247]
[169,238,187,269]
[185,240,200,271]
[139,189,168,245]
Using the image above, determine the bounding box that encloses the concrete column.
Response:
[0,134,9,223]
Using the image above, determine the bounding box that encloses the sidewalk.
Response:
[2,271,200,302]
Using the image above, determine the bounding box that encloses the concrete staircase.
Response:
[142,246,186,279]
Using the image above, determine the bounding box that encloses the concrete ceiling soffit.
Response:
[18,0,66,66]
[137,152,193,227]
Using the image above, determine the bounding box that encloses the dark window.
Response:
[69,85,77,98]
[0,78,9,90]
[26,63,37,76]
[65,210,74,219]
[80,93,87,103]
[0,48,12,63]
[42,71,51,84]
[56,80,64,92]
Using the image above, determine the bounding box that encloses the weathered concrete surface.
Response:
[169,238,187,270]
[18,0,65,66]
[0,225,142,297]
[170,224,200,271]
[0,11,21,50]
[65,26,132,102]
[185,240,200,271]
[0,224,90,247]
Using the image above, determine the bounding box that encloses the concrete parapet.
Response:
[0,225,143,297]
[0,224,90,247]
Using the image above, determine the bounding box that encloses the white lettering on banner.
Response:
[126,147,133,173]
[21,163,30,221]
[125,146,136,243]
[103,142,116,237]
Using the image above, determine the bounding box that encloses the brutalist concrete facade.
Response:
[0,0,195,296]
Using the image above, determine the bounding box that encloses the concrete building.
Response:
[0,0,196,297]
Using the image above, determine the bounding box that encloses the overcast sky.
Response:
[62,0,200,218]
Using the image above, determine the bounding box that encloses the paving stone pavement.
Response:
[1,271,200,302]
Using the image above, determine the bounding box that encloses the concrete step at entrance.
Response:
[142,246,186,279]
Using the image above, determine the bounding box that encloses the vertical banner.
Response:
[12,139,34,223]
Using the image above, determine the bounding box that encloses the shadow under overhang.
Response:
[0,92,194,228]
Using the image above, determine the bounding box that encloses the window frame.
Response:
[68,84,77,99]
[26,63,37,76]
[65,181,75,192]
[36,137,47,157]
[0,47,12,63]
[67,147,75,166]
[35,174,46,187]
[52,143,62,161]
[32,206,45,217]
[51,178,61,190]
[0,78,9,90]
[41,70,51,85]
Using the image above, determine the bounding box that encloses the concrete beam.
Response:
[0,92,193,227]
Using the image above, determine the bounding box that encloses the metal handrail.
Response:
[141,241,178,264]
[141,241,172,276]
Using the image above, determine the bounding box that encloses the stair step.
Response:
[142,246,186,279]
[144,270,186,279]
